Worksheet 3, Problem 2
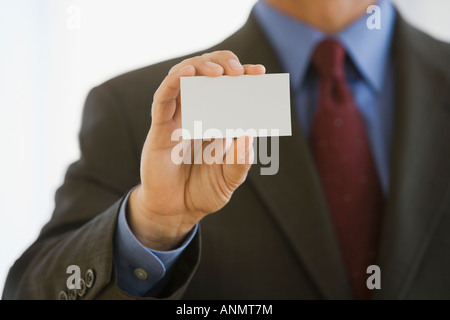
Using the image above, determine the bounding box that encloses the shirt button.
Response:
[134,268,148,280]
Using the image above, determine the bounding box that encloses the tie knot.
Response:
[312,39,346,79]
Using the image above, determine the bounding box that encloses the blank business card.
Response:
[180,73,291,139]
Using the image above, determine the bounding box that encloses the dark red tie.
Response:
[309,39,384,300]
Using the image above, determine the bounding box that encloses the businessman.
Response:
[3,0,450,299]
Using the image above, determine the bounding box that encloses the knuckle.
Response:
[201,50,240,66]
[200,52,216,62]
[209,50,238,60]
[152,87,161,102]
[218,49,235,57]
[168,65,178,74]
[185,56,202,66]
[223,50,239,60]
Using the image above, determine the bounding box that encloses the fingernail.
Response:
[204,61,222,69]
[228,59,244,71]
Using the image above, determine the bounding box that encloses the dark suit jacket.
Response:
[3,11,450,300]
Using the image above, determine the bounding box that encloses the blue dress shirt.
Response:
[114,190,198,296]
[114,0,397,297]
[253,0,396,193]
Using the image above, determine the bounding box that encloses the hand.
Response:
[128,50,266,250]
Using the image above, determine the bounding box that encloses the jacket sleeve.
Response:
[2,82,200,300]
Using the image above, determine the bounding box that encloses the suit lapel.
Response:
[219,13,450,299]
[374,16,450,299]
[247,122,353,299]
[216,14,353,299]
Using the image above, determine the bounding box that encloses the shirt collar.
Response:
[252,0,323,90]
[252,0,396,92]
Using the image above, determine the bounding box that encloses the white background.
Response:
[1,0,449,295]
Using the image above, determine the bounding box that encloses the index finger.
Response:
[151,65,195,125]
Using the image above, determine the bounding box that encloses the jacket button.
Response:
[134,268,148,280]
[85,269,95,288]
[68,287,77,300]
[77,278,87,298]
[58,290,68,300]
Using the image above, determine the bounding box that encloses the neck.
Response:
[265,0,378,33]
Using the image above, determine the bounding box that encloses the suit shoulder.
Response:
[97,55,194,99]
[398,16,450,79]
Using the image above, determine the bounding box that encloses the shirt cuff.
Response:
[113,189,198,297]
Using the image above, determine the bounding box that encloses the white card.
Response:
[180,73,292,139]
